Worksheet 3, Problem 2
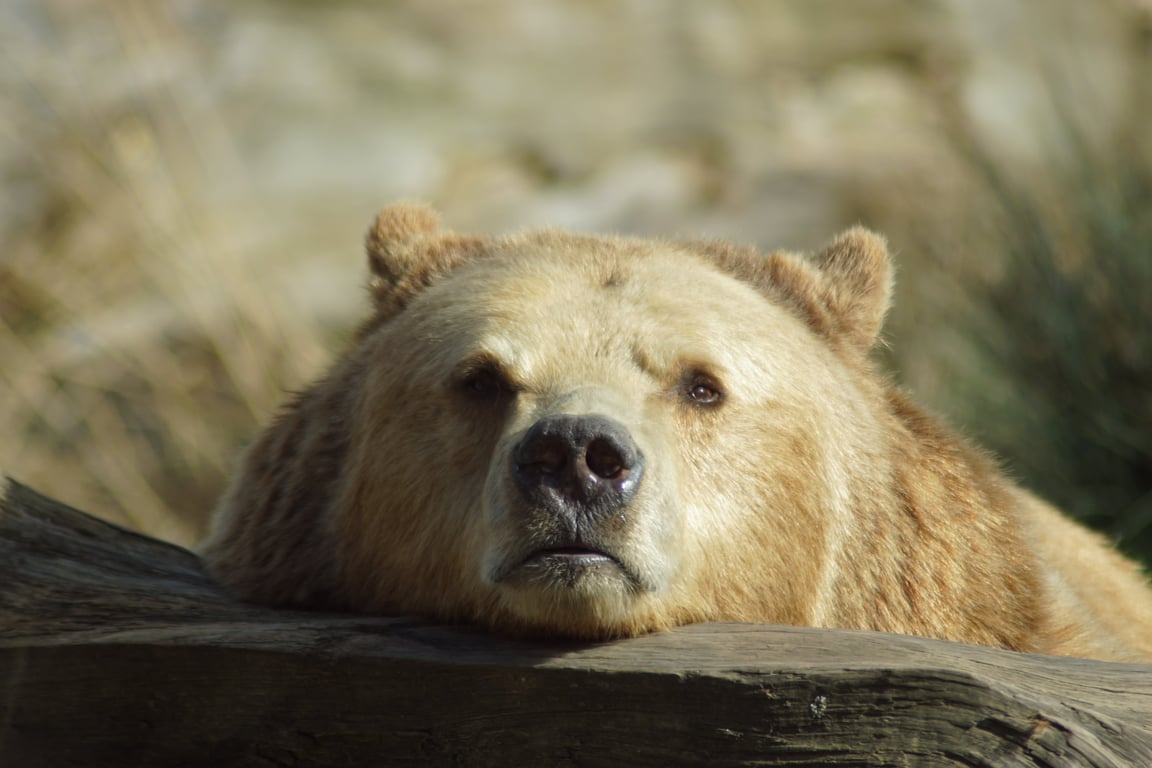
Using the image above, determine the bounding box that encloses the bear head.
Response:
[203,203,903,640]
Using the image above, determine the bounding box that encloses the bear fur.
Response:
[201,203,1152,662]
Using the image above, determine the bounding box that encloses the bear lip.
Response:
[525,546,615,565]
[491,544,633,586]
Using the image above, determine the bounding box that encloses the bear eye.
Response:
[458,362,513,401]
[684,373,724,407]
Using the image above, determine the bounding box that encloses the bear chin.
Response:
[484,546,665,638]
[491,583,664,641]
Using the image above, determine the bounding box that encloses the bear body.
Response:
[202,204,1152,662]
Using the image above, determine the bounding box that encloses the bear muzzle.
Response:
[494,413,649,591]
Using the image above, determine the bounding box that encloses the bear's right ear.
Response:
[364,203,488,317]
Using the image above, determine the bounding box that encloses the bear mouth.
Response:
[525,546,616,566]
[494,544,638,591]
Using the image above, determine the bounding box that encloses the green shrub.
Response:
[962,140,1152,564]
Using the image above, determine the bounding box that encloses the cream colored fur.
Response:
[201,203,1152,662]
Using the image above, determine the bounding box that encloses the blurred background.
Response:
[2,0,1150,565]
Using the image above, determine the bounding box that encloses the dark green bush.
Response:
[942,131,1152,565]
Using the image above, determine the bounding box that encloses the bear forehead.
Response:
[396,234,817,386]
[465,233,762,304]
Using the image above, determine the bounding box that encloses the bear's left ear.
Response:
[805,226,893,353]
[694,226,892,355]
[364,203,489,317]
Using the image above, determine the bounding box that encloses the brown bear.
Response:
[201,203,1152,662]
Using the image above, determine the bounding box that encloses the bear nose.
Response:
[513,414,643,513]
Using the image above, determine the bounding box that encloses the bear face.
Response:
[202,204,1152,660]
[333,229,886,638]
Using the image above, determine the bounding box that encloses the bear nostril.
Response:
[585,438,626,480]
[516,435,567,476]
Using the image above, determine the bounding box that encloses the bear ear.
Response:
[364,203,488,316]
[805,226,893,353]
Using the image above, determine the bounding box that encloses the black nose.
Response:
[513,414,643,516]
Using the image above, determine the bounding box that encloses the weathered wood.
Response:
[1,477,1150,767]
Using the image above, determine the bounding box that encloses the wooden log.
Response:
[1,476,1151,767]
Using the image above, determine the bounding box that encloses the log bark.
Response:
[1,477,1151,768]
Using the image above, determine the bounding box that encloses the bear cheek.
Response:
[660,398,834,625]
[332,379,501,615]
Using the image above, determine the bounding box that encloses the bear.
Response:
[201,203,1152,663]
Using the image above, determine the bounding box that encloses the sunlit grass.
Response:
[0,3,328,546]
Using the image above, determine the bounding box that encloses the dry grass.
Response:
[0,3,328,546]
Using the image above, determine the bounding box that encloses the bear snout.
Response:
[512,414,644,523]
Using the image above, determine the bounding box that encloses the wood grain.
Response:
[2,477,1150,767]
